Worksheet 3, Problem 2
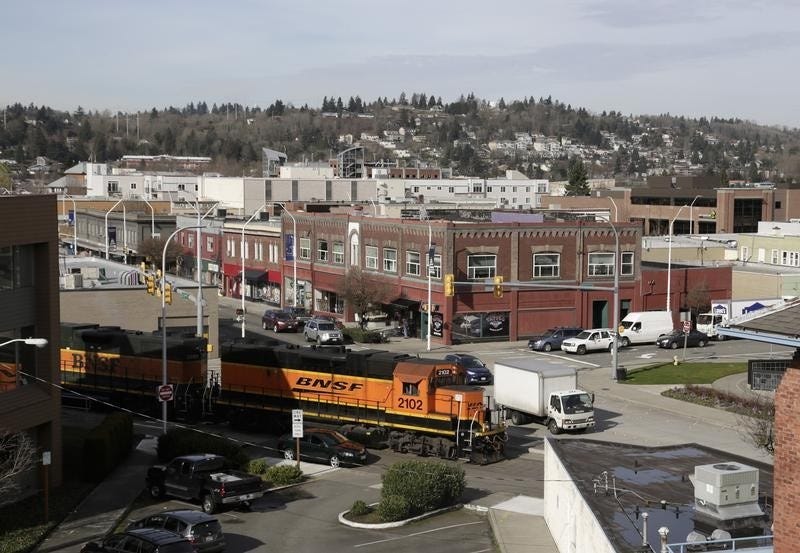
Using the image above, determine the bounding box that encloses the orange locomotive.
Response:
[219,342,507,463]
[59,324,506,464]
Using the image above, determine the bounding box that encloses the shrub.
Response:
[247,458,268,475]
[350,499,371,517]
[82,411,133,481]
[264,464,303,486]
[156,429,248,468]
[377,494,411,522]
[381,460,466,516]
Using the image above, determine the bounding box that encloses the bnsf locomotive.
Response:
[59,323,507,464]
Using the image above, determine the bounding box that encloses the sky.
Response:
[3,0,800,128]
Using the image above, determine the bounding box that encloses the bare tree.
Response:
[341,267,392,329]
[736,393,775,456]
[685,281,711,319]
[0,430,37,499]
[138,236,184,269]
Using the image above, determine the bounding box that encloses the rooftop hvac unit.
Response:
[692,462,763,520]
[63,273,83,289]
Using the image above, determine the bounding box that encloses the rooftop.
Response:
[550,439,773,551]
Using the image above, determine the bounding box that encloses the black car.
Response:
[127,510,225,553]
[277,428,368,468]
[282,306,312,326]
[81,528,194,553]
[261,309,299,333]
[657,329,710,349]
[444,353,493,385]
[528,327,583,352]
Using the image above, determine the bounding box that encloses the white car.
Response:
[561,328,618,355]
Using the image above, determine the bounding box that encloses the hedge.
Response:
[380,460,466,517]
[342,328,385,343]
[156,429,248,468]
[377,494,411,522]
[82,412,133,482]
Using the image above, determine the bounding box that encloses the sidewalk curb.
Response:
[338,503,463,529]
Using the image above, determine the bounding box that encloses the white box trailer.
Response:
[494,357,595,434]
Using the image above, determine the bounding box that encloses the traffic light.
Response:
[164,283,173,305]
[493,275,504,298]
[444,274,455,297]
[146,274,156,295]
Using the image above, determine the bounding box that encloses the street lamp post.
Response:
[0,338,48,349]
[161,225,201,434]
[241,204,268,338]
[62,195,77,255]
[666,204,689,313]
[272,203,298,308]
[142,198,155,238]
[427,224,433,352]
[104,199,124,260]
[688,195,701,235]
[607,198,620,381]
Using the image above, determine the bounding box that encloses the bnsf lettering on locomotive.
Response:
[295,376,363,392]
[68,352,119,373]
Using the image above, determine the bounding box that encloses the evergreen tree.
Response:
[565,157,590,196]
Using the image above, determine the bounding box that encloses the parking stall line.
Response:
[353,521,483,548]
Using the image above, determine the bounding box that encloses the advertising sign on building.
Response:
[431,313,444,337]
[285,233,294,261]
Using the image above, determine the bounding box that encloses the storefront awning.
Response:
[388,298,420,310]
[236,269,267,282]
[267,270,282,284]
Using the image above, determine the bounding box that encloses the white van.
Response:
[617,311,674,346]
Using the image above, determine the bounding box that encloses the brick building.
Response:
[275,211,731,345]
[0,194,62,498]
[220,219,285,305]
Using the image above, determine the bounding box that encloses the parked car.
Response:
[657,329,710,349]
[282,306,312,326]
[126,510,225,553]
[81,528,194,553]
[145,454,265,514]
[303,319,344,345]
[312,314,345,329]
[261,309,299,333]
[277,428,368,468]
[444,353,493,385]
[528,327,583,352]
[561,328,618,355]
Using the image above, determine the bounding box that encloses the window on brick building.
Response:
[299,238,310,260]
[383,248,397,272]
[365,246,378,270]
[406,251,420,276]
[467,254,496,279]
[588,252,614,276]
[333,242,344,264]
[318,240,329,262]
[533,253,560,278]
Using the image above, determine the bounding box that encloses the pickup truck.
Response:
[146,454,265,514]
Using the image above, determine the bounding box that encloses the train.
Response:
[59,323,507,464]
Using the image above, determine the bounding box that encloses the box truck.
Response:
[616,311,674,346]
[697,298,785,340]
[494,358,595,434]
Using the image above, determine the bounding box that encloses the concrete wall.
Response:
[544,439,616,553]
[60,286,219,358]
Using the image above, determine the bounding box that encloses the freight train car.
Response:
[59,322,209,415]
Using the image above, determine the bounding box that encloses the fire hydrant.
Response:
[673,355,679,366]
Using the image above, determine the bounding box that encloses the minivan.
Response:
[617,311,673,346]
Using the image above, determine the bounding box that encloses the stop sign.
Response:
[157,384,174,402]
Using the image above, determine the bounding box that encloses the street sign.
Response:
[682,320,692,332]
[291,409,303,438]
[157,384,174,402]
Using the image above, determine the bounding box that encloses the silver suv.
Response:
[304,319,344,345]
